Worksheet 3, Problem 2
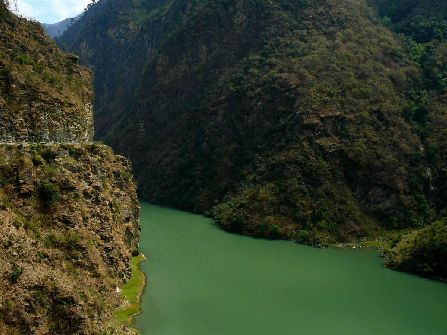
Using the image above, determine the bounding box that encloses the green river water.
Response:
[134,202,447,335]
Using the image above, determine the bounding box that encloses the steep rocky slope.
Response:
[59,0,446,276]
[0,3,141,334]
[0,144,140,334]
[0,5,92,142]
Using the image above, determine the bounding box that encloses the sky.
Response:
[14,0,91,24]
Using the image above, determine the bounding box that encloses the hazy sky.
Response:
[15,0,91,23]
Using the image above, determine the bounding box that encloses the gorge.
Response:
[58,0,447,281]
[1,0,447,333]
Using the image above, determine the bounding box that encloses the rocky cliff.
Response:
[0,2,141,334]
[0,5,93,142]
[0,144,140,334]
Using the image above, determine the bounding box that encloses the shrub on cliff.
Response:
[37,182,60,209]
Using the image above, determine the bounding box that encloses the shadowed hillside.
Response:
[59,0,446,279]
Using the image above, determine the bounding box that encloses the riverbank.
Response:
[333,221,447,283]
[115,254,147,334]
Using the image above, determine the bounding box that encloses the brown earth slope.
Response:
[0,144,140,335]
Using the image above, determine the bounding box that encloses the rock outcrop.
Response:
[0,144,140,334]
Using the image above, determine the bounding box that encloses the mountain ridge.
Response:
[42,15,81,39]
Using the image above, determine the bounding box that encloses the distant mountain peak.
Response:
[42,14,82,38]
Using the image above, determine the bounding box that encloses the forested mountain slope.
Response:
[368,0,447,280]
[59,0,446,265]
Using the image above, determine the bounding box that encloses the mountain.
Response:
[42,15,81,39]
[0,2,140,333]
[59,0,446,278]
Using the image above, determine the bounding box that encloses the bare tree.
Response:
[3,0,18,11]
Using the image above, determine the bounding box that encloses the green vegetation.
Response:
[366,0,447,280]
[384,218,447,281]
[60,0,424,238]
[43,231,81,251]
[59,0,447,279]
[38,182,61,208]
[8,263,23,283]
[115,254,146,331]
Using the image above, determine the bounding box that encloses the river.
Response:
[134,202,447,335]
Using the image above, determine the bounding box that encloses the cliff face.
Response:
[0,3,140,334]
[0,5,93,142]
[0,144,140,334]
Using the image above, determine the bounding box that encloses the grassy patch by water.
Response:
[115,254,146,332]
